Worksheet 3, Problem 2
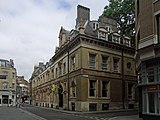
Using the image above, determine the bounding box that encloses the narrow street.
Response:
[21,104,139,120]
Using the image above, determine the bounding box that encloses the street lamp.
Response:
[121,37,125,109]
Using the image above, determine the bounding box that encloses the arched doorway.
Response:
[58,85,63,108]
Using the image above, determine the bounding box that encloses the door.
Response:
[2,95,9,105]
[58,85,63,108]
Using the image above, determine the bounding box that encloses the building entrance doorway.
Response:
[2,95,9,104]
[58,85,63,108]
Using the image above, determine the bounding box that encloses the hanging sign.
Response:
[52,84,56,92]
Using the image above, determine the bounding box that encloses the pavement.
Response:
[0,105,141,120]
[0,106,45,120]
[32,104,139,115]
[22,104,141,120]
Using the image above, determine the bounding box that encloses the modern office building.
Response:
[0,59,17,106]
[135,0,160,119]
[30,5,137,111]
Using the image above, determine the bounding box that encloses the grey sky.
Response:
[0,0,108,80]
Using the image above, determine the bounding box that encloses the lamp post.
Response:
[121,38,125,109]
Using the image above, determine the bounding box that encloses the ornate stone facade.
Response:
[30,5,137,111]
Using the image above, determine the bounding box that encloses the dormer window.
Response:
[93,22,99,30]
[124,38,130,47]
[106,26,111,33]
[96,24,99,29]
[108,27,111,33]
[113,35,120,44]
[99,31,106,40]
[93,23,95,29]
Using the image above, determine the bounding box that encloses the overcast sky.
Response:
[0,0,108,80]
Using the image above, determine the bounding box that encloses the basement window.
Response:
[102,103,109,110]
[89,103,97,111]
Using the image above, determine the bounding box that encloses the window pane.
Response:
[99,31,106,40]
[0,75,7,79]
[157,15,160,43]
[102,81,108,97]
[113,59,119,72]
[0,61,6,67]
[156,93,159,113]
[148,93,155,113]
[143,93,147,112]
[71,56,75,70]
[128,83,134,99]
[147,67,155,82]
[102,56,108,70]
[89,103,97,111]
[89,54,96,69]
[63,63,66,74]
[89,80,96,96]
[59,67,61,75]
[2,83,8,89]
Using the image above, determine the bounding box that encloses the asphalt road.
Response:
[22,104,89,120]
[0,106,43,120]
[21,104,139,120]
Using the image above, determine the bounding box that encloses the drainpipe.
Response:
[67,50,70,110]
[122,45,125,109]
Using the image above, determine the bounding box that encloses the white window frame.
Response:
[101,81,109,98]
[88,80,97,98]
[113,58,120,73]
[89,53,96,69]
[71,56,76,70]
[101,55,108,71]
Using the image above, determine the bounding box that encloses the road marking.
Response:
[108,117,117,120]
[100,118,105,120]
[84,116,89,118]
[95,117,99,120]
[90,116,94,119]
[104,118,109,120]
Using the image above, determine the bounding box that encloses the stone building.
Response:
[135,0,160,119]
[0,59,17,106]
[30,5,137,111]
[16,76,29,103]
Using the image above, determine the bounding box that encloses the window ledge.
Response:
[153,0,159,4]
[88,96,97,99]
[70,97,77,99]
[142,112,160,116]
[139,82,160,86]
[101,97,110,99]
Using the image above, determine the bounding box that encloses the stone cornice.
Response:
[53,33,135,62]
[79,34,135,55]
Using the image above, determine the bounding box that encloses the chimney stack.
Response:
[76,5,90,29]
